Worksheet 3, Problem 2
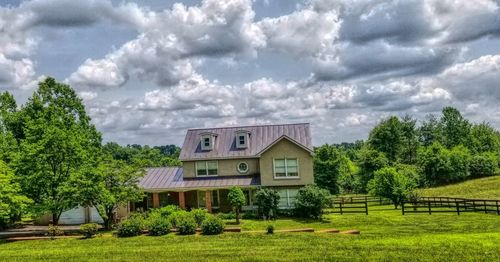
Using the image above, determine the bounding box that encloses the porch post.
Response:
[179,191,186,210]
[205,190,212,213]
[152,193,160,208]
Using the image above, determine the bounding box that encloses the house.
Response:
[131,123,314,213]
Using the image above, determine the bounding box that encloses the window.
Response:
[237,162,249,173]
[197,190,219,208]
[235,131,249,149]
[277,189,299,208]
[201,134,213,150]
[196,161,218,176]
[273,158,299,178]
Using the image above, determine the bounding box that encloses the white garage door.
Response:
[59,206,86,225]
[89,206,104,223]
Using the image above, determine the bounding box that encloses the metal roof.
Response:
[179,123,312,160]
[139,167,261,191]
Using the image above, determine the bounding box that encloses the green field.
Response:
[419,175,500,199]
[1,205,499,261]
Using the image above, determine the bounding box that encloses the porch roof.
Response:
[139,167,261,191]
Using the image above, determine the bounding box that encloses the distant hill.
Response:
[419,176,500,199]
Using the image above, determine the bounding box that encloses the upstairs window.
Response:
[196,161,218,176]
[235,131,249,149]
[201,134,214,151]
[273,158,299,178]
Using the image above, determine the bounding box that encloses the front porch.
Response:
[131,189,256,213]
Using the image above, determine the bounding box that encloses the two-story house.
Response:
[134,123,314,213]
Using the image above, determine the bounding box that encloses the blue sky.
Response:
[1,0,500,146]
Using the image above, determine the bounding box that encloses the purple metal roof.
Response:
[179,123,312,160]
[139,167,261,191]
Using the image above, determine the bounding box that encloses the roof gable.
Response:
[179,123,312,160]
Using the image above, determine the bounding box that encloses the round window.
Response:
[237,162,249,173]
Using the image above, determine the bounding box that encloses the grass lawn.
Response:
[1,205,499,261]
[418,175,500,199]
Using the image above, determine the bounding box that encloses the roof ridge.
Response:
[186,122,310,131]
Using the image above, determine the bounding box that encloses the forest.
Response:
[314,107,500,205]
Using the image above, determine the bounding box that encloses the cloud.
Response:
[69,0,265,89]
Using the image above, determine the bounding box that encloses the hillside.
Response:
[419,176,500,199]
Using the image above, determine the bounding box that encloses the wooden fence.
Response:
[402,197,500,215]
[329,196,392,215]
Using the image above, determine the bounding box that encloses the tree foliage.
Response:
[227,186,246,224]
[255,188,280,220]
[294,185,330,219]
[368,167,417,209]
[314,145,356,194]
[0,160,31,229]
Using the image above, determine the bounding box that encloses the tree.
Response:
[0,160,31,229]
[368,167,417,209]
[14,77,102,225]
[439,107,471,148]
[468,123,500,153]
[294,185,330,219]
[368,116,404,162]
[356,146,388,192]
[469,153,498,178]
[79,158,145,229]
[400,115,419,164]
[418,114,441,147]
[254,188,280,220]
[227,186,246,224]
[313,145,354,194]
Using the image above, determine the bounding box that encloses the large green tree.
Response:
[314,145,356,194]
[368,116,403,162]
[0,160,31,229]
[368,167,417,209]
[79,158,144,229]
[15,78,102,225]
[439,107,471,148]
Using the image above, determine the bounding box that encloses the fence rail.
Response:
[328,196,391,215]
[402,197,500,215]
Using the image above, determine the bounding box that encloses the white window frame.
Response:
[195,161,218,177]
[235,131,249,149]
[201,135,213,151]
[277,189,298,208]
[237,161,249,174]
[273,158,299,179]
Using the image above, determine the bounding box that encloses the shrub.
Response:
[147,215,171,236]
[469,153,498,178]
[167,210,188,228]
[47,224,64,238]
[294,185,330,219]
[255,188,280,220]
[80,223,99,238]
[200,215,225,235]
[216,212,236,220]
[158,205,181,218]
[242,211,257,219]
[266,224,274,234]
[116,213,145,237]
[191,208,208,227]
[368,167,417,209]
[175,212,197,235]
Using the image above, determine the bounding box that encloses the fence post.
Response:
[484,200,487,214]
[340,201,343,215]
[402,202,405,215]
[456,201,460,215]
[428,201,432,215]
[472,200,476,212]
[496,201,499,215]
[365,198,368,215]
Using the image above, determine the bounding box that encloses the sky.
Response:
[1,0,500,146]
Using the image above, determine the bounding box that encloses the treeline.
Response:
[314,107,500,199]
[0,78,180,229]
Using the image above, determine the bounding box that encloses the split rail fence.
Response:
[329,196,392,215]
[402,197,500,215]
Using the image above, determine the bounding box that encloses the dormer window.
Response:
[235,130,249,149]
[200,133,215,151]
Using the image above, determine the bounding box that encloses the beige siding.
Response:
[259,139,314,186]
[182,158,259,177]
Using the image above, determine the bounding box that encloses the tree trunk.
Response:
[104,210,114,230]
[52,212,59,225]
[235,208,240,224]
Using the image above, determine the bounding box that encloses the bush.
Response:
[158,205,180,218]
[255,188,280,220]
[200,215,225,235]
[175,212,197,235]
[469,153,498,178]
[266,224,274,234]
[47,224,64,238]
[368,167,417,209]
[242,211,257,219]
[146,211,171,236]
[191,208,208,227]
[80,223,99,238]
[167,210,188,228]
[216,212,236,220]
[294,185,330,219]
[116,213,145,237]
